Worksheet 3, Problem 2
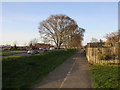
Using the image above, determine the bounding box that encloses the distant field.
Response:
[89,65,120,88]
[1,50,26,55]
[3,49,77,88]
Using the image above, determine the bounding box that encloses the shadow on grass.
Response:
[2,49,77,88]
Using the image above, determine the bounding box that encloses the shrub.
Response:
[97,54,106,60]
[97,54,112,60]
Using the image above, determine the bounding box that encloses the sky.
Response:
[1,2,118,46]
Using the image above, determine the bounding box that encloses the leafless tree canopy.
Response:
[39,14,85,48]
[104,30,120,42]
[28,38,38,48]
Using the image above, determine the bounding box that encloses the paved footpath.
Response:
[31,51,92,88]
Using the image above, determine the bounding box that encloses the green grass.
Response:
[94,63,120,66]
[1,50,26,55]
[89,65,120,88]
[3,49,77,88]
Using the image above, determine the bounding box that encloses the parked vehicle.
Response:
[39,48,44,50]
[27,50,39,54]
[43,49,47,52]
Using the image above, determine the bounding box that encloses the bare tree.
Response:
[99,39,103,43]
[12,41,18,50]
[28,38,38,49]
[104,30,120,42]
[65,27,85,48]
[42,37,51,44]
[39,14,85,49]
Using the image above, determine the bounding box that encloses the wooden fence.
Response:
[86,47,120,65]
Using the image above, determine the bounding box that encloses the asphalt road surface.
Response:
[1,51,44,57]
[31,51,92,88]
[1,52,29,57]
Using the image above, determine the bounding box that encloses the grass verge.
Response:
[89,65,120,88]
[1,50,26,55]
[3,49,77,88]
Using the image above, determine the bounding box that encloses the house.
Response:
[87,41,120,48]
[34,43,54,49]
[17,46,28,50]
[87,42,105,47]
[105,40,120,47]
[2,46,13,50]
